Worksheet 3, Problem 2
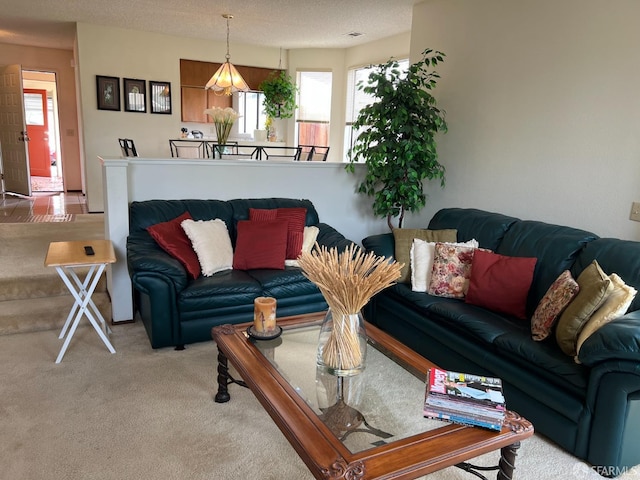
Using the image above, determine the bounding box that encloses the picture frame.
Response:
[123,78,147,113]
[149,81,172,114]
[96,75,120,111]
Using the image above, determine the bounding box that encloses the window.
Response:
[23,92,46,126]
[236,91,266,135]
[296,71,332,147]
[344,59,409,161]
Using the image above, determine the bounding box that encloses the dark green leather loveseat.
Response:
[127,198,353,349]
[362,208,640,475]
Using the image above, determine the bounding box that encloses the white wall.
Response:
[410,0,640,241]
[75,23,285,212]
[345,31,411,69]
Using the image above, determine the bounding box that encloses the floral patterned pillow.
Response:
[531,270,580,341]
[427,242,478,299]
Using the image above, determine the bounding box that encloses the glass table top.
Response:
[253,324,446,454]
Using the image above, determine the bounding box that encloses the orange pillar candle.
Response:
[254,297,277,333]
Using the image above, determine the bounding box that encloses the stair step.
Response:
[0,293,112,336]
[0,273,107,302]
[0,216,110,336]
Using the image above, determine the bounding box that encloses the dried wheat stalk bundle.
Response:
[298,244,403,370]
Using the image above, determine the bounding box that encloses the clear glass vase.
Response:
[316,309,367,376]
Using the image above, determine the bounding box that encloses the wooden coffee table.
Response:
[212,312,533,479]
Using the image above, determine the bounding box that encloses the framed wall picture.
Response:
[96,75,120,111]
[149,81,172,114]
[123,78,146,113]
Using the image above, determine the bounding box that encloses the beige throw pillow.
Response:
[285,226,320,267]
[181,219,233,276]
[574,273,637,359]
[555,260,614,356]
[393,228,457,283]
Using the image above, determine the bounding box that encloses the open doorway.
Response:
[22,70,63,193]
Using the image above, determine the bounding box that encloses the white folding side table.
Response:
[44,240,117,363]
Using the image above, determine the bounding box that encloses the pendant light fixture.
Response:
[206,14,249,96]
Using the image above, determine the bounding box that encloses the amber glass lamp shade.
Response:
[206,61,249,96]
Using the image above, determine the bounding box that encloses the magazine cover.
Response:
[426,368,505,408]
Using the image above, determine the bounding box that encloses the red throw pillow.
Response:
[233,219,288,270]
[465,249,537,320]
[249,207,307,259]
[249,208,278,221]
[146,212,201,279]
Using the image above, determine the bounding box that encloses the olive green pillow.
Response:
[575,273,637,360]
[555,260,614,356]
[393,228,457,283]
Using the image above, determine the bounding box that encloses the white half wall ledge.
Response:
[101,157,388,323]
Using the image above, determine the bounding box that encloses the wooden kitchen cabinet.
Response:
[180,59,217,87]
[180,87,232,123]
[181,87,207,123]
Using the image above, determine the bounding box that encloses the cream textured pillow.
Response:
[181,219,233,276]
[575,273,637,358]
[555,260,614,356]
[411,238,479,292]
[285,226,319,267]
[393,228,457,283]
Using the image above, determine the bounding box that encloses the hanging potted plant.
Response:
[346,49,448,230]
[259,70,297,141]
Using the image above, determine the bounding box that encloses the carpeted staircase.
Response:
[0,215,112,335]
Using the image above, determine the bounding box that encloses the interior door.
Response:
[0,64,31,196]
[23,88,50,177]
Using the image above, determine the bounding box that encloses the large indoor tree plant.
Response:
[346,49,448,230]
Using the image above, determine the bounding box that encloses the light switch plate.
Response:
[630,202,640,222]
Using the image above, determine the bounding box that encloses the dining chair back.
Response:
[118,138,138,157]
[260,146,302,161]
[169,139,208,158]
[299,145,329,161]
[214,144,259,160]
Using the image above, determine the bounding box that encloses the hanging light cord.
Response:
[225,15,231,61]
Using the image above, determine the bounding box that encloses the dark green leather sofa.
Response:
[362,208,640,475]
[127,198,353,349]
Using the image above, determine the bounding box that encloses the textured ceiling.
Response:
[0,0,418,50]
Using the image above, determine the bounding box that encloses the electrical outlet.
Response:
[630,202,640,222]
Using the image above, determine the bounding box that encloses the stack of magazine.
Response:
[423,368,506,431]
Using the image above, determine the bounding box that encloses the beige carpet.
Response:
[2,321,639,480]
[0,214,106,298]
